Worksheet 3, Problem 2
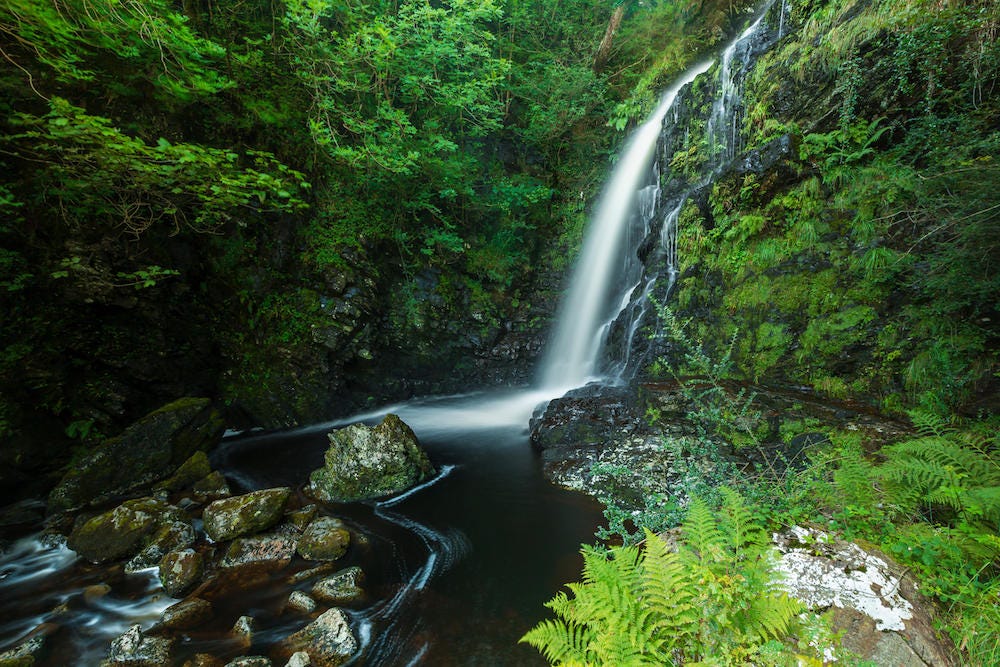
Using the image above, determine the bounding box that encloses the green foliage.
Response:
[523,492,820,666]
[4,98,308,235]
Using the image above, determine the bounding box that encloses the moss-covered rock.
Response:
[311,566,365,605]
[296,517,350,562]
[48,398,224,514]
[272,608,357,667]
[67,497,188,564]
[202,488,291,542]
[307,415,434,503]
[153,451,212,493]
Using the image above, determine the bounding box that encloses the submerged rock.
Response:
[307,414,434,503]
[49,398,224,513]
[202,488,291,542]
[272,608,357,667]
[296,517,350,562]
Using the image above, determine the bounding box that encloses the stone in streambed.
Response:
[296,517,350,562]
[192,471,231,503]
[311,567,364,605]
[126,519,196,572]
[221,534,298,569]
[224,658,272,667]
[285,591,317,615]
[157,597,212,630]
[104,624,174,666]
[154,451,212,493]
[307,415,434,503]
[159,548,204,598]
[202,488,291,542]
[272,608,357,667]
[68,497,190,564]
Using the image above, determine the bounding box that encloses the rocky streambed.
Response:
[0,400,439,667]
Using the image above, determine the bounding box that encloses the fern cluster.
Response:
[521,491,816,666]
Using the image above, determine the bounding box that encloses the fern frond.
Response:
[742,591,804,642]
[718,487,768,558]
[908,409,956,438]
[681,497,726,564]
[519,618,597,665]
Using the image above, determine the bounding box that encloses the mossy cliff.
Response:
[656,0,999,417]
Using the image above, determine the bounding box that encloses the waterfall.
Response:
[537,5,776,394]
[537,60,714,392]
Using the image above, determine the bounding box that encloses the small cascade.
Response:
[778,0,790,39]
[705,11,770,162]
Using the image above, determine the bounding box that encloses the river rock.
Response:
[126,519,196,572]
[296,517,350,562]
[182,655,223,667]
[68,497,188,564]
[287,505,318,531]
[307,414,434,502]
[158,597,213,630]
[272,608,357,667]
[221,534,297,569]
[105,624,174,666]
[192,471,231,503]
[202,488,291,542]
[311,567,364,605]
[231,616,255,648]
[0,632,48,666]
[159,548,204,598]
[284,653,311,667]
[285,591,317,615]
[49,398,224,513]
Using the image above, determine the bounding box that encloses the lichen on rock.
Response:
[307,414,434,503]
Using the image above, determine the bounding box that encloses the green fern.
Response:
[522,492,809,665]
[879,412,1000,527]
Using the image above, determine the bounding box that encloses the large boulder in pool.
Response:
[202,487,292,542]
[49,398,224,513]
[68,497,191,564]
[307,414,434,503]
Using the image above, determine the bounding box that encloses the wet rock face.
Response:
[202,488,292,543]
[106,624,174,666]
[307,415,435,503]
[48,398,224,513]
[159,549,204,598]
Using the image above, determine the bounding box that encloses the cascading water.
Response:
[538,59,713,392]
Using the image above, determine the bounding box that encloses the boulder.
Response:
[202,488,291,542]
[68,497,188,564]
[296,517,350,562]
[231,616,255,648]
[311,567,365,605]
[49,398,224,513]
[105,624,174,667]
[272,608,357,667]
[159,549,204,598]
[307,415,434,502]
[773,526,957,666]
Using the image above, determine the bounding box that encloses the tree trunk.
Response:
[593,4,626,72]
